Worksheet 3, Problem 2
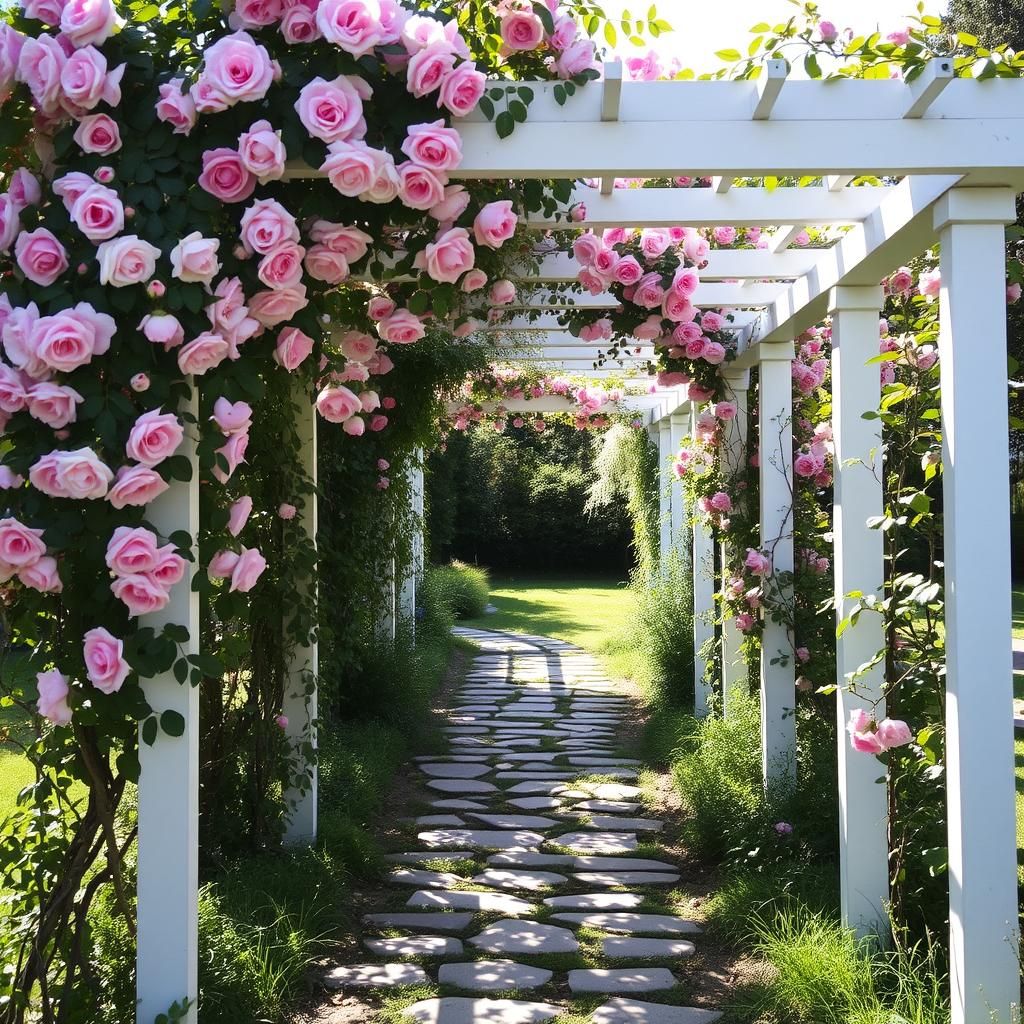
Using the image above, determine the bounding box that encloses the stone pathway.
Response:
[318,628,721,1024]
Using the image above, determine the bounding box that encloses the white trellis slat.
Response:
[935,187,1020,1024]
[136,391,200,1024]
[718,369,751,716]
[691,403,716,719]
[282,384,319,846]
[829,285,889,939]
[757,343,797,789]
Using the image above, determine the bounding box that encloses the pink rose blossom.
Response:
[208,549,240,579]
[140,313,185,349]
[406,41,455,97]
[156,79,196,134]
[196,31,274,108]
[274,327,315,371]
[17,35,65,115]
[198,148,256,203]
[344,415,366,436]
[234,0,283,29]
[83,627,130,694]
[1008,282,1022,304]
[19,555,61,593]
[416,226,474,284]
[97,235,160,287]
[15,228,67,287]
[316,384,361,423]
[248,285,308,327]
[438,59,485,116]
[60,46,123,111]
[275,713,289,728]
[258,241,305,289]
[429,184,470,222]
[309,221,373,261]
[473,200,517,250]
[0,466,23,489]
[876,718,913,749]
[105,525,161,575]
[500,10,543,50]
[461,268,487,292]
[178,333,230,376]
[26,382,82,428]
[0,516,45,568]
[488,279,516,306]
[228,495,253,537]
[230,546,267,592]
[36,669,72,726]
[73,113,121,155]
[111,573,170,617]
[239,198,299,255]
[554,37,596,78]
[295,74,369,142]
[130,373,150,392]
[213,431,249,483]
[316,0,384,57]
[818,20,838,42]
[69,182,123,242]
[170,232,221,285]
[107,465,168,509]
[339,330,376,362]
[396,161,447,211]
[60,0,117,47]
[212,398,253,435]
[278,502,297,519]
[744,548,771,575]
[30,304,114,373]
[238,119,286,182]
[377,309,425,344]
[280,3,320,42]
[735,612,755,633]
[126,409,183,467]
[400,119,462,172]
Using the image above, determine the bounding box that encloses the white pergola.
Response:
[139,61,1024,1024]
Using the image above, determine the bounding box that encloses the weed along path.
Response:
[305,628,724,1024]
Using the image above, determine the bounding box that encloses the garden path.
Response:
[316,628,720,1024]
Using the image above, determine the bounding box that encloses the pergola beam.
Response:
[752,59,788,120]
[904,57,954,119]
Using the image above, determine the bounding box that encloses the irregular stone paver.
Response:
[471,868,569,891]
[426,779,498,794]
[414,815,466,827]
[508,797,566,810]
[363,912,475,932]
[470,919,580,954]
[602,937,697,958]
[573,857,679,871]
[419,763,494,778]
[552,831,638,854]
[487,851,575,867]
[389,868,464,887]
[585,816,664,832]
[507,781,570,794]
[468,813,560,830]
[567,969,677,993]
[438,960,554,992]
[431,799,488,810]
[573,872,680,887]
[364,935,464,957]
[587,783,642,800]
[591,999,722,1024]
[402,997,561,1024]
[385,851,477,864]
[323,963,429,989]
[418,829,545,850]
[549,913,701,934]
[407,890,537,915]
[543,892,645,909]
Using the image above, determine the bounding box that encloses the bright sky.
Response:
[602,0,943,75]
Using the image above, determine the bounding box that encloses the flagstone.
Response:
[401,998,562,1024]
[426,780,499,794]
[363,912,475,932]
[471,868,569,891]
[407,890,537,915]
[584,817,663,832]
[601,937,697,958]
[550,832,638,854]
[567,969,677,993]
[543,892,645,910]
[468,813,560,830]
[487,851,576,867]
[507,797,567,811]
[438,960,554,992]
[549,914,700,935]
[386,851,478,863]
[364,935,464,957]
[418,829,546,850]
[470,920,580,955]
[590,1000,722,1024]
[323,963,429,989]
[389,868,465,888]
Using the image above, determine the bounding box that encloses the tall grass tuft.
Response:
[425,560,490,618]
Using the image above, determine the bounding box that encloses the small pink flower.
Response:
[278,503,296,520]
[275,713,289,729]
[130,373,150,392]
[36,669,72,726]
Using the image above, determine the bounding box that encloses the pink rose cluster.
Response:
[0,515,61,593]
[847,708,913,756]
[495,0,597,80]
[106,525,186,617]
[208,544,268,593]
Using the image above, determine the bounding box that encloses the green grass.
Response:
[1015,585,1024,639]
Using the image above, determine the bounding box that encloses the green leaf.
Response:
[603,21,617,46]
[508,99,528,123]
[553,83,566,106]
[478,94,494,120]
[495,111,515,139]
[715,48,742,62]
[160,710,186,737]
[173,658,189,684]
[408,290,431,315]
[141,716,158,746]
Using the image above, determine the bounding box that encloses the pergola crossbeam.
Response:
[752,59,788,120]
[904,57,954,119]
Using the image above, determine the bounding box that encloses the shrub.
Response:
[425,561,490,619]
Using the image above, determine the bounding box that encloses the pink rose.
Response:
[309,221,373,261]
[230,545,267,592]
[36,448,113,499]
[60,0,117,47]
[633,272,665,309]
[60,46,123,111]
[359,390,380,412]
[19,555,61,593]
[461,268,487,292]
[1008,282,1022,304]
[36,669,72,726]
[321,139,378,197]
[304,244,349,283]
[153,544,186,588]
[876,718,913,749]
[735,612,755,633]
[744,548,771,575]
[572,232,602,268]
[111,573,169,617]
[178,332,230,376]
[258,241,305,289]
[367,295,396,321]
[22,0,63,24]
[473,200,517,250]
[97,235,161,287]
[156,78,196,135]
[0,516,45,567]
[344,415,366,435]
[672,267,700,296]
[614,256,642,285]
[127,409,183,467]
[107,464,169,509]
[417,226,474,284]
[239,198,299,255]
[818,20,838,42]
[278,502,296,519]
[488,279,516,306]
[15,228,67,286]
[316,0,383,56]
[238,119,286,182]
[31,304,115,373]
[377,309,425,345]
[140,313,184,349]
[295,74,369,142]
[9,168,40,209]
[26,382,83,428]
[228,495,253,537]
[397,161,447,211]
[234,0,283,29]
[70,182,123,242]
[316,385,360,423]
[106,525,160,575]
[703,341,726,364]
[212,397,253,435]
[0,195,21,254]
[406,40,454,97]
[918,268,941,299]
[0,466,24,489]
[83,626,130,694]
[400,119,462,172]
[0,365,26,414]
[198,148,256,203]
[712,225,737,246]
[197,31,274,108]
[213,431,249,483]
[339,330,376,362]
[438,60,484,116]
[554,37,596,78]
[280,3,320,42]
[701,311,725,333]
[713,401,737,420]
[429,184,470,222]
[500,10,543,50]
[208,549,240,579]
[73,113,121,155]
[249,285,308,327]
[274,326,315,371]
[170,231,221,284]
[131,373,149,392]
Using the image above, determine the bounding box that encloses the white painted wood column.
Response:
[657,418,672,568]
[412,447,425,587]
[935,187,1019,1024]
[398,452,419,630]
[829,285,888,938]
[282,385,318,845]
[719,371,750,715]
[691,404,715,718]
[758,343,797,789]
[137,391,200,1024]
[379,561,397,642]
[669,411,689,561]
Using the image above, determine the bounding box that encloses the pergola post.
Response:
[758,343,797,789]
[657,417,672,569]
[691,403,715,719]
[136,391,200,1024]
[398,451,421,632]
[282,384,318,846]
[719,370,750,715]
[934,187,1019,1024]
[669,411,688,555]
[413,447,425,589]
[829,285,888,938]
